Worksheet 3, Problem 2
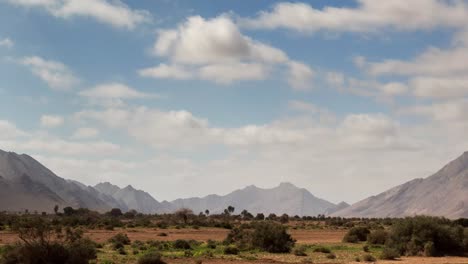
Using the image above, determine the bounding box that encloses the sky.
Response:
[1,0,468,204]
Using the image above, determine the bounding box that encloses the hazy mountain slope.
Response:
[333,152,468,218]
[171,182,336,216]
[94,182,174,214]
[0,150,112,212]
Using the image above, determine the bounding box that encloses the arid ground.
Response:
[1,227,466,264]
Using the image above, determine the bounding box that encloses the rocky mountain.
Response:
[333,152,468,218]
[0,149,111,213]
[94,182,174,214]
[171,182,337,216]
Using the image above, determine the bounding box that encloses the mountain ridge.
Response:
[333,151,468,218]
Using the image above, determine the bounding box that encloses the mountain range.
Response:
[0,148,467,218]
[332,151,468,219]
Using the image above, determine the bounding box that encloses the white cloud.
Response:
[326,72,345,88]
[399,99,468,124]
[365,46,468,77]
[287,61,314,90]
[138,64,193,80]
[410,76,468,98]
[241,1,468,33]
[10,138,120,156]
[79,83,159,99]
[199,63,268,84]
[140,15,313,87]
[19,56,79,91]
[40,114,64,128]
[153,15,288,65]
[7,0,150,29]
[71,127,99,139]
[360,34,468,98]
[0,38,14,48]
[0,120,28,139]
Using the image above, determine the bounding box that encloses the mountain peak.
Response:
[278,182,297,188]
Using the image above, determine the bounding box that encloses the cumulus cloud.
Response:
[40,115,64,128]
[138,64,193,80]
[74,104,419,152]
[0,120,28,139]
[79,83,159,99]
[5,138,120,156]
[240,1,468,33]
[0,38,14,48]
[140,15,313,87]
[18,56,79,91]
[7,0,150,29]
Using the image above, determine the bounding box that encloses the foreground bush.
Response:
[1,218,97,264]
[343,226,370,243]
[138,251,166,264]
[367,229,388,245]
[224,221,295,253]
[385,216,466,256]
[380,247,400,260]
[293,245,308,256]
[251,221,295,253]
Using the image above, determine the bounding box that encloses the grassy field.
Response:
[2,226,466,264]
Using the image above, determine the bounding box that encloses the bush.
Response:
[424,241,435,257]
[362,254,376,262]
[223,245,239,255]
[362,245,369,252]
[343,226,370,243]
[224,221,295,253]
[326,253,336,259]
[138,251,166,264]
[367,229,388,245]
[293,245,308,256]
[313,246,331,253]
[380,247,400,260]
[173,240,191,250]
[206,240,217,249]
[250,221,295,253]
[385,216,465,256]
[109,233,131,245]
[2,219,97,264]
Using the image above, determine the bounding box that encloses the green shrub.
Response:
[424,241,435,257]
[385,216,465,256]
[362,254,376,262]
[367,229,388,245]
[138,251,166,264]
[250,221,295,253]
[173,239,191,250]
[313,246,331,253]
[2,218,97,264]
[343,226,370,243]
[380,247,400,260]
[223,245,239,255]
[184,250,193,257]
[109,233,131,245]
[206,240,217,249]
[293,245,308,256]
[362,245,369,252]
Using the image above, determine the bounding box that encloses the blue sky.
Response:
[1,0,468,204]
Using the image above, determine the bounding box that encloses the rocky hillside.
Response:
[333,152,468,218]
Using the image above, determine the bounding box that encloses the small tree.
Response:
[175,208,194,224]
[53,205,59,215]
[109,208,123,217]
